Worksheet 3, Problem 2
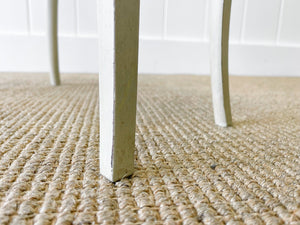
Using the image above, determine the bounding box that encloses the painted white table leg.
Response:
[98,0,140,182]
[210,0,232,127]
[47,0,60,86]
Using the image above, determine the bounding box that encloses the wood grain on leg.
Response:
[210,0,232,127]
[48,0,60,86]
[98,0,140,182]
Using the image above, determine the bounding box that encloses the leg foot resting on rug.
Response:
[210,0,232,127]
[98,0,140,182]
[47,0,61,86]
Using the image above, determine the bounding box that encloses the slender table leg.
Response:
[48,0,61,86]
[98,0,140,182]
[210,0,232,127]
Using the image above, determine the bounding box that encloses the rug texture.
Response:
[0,73,299,225]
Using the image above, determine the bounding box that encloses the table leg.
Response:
[98,0,140,182]
[210,0,232,127]
[47,0,60,86]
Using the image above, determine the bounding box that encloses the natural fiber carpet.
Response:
[0,73,299,225]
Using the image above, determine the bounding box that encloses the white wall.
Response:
[0,0,300,76]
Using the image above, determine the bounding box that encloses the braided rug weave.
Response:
[0,73,299,225]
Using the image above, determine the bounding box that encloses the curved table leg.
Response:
[48,0,60,86]
[210,0,232,127]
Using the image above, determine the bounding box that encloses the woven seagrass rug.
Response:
[0,73,299,224]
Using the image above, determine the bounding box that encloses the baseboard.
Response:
[0,34,98,73]
[0,34,300,76]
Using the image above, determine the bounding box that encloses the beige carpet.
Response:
[0,73,299,225]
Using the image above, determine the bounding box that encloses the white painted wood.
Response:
[242,0,281,43]
[0,0,28,34]
[30,0,47,35]
[58,0,77,35]
[278,0,300,44]
[229,0,245,42]
[30,0,78,36]
[139,39,300,76]
[166,0,206,39]
[48,0,60,86]
[77,0,98,35]
[2,0,300,76]
[2,36,300,76]
[139,0,165,38]
[210,0,232,127]
[2,0,300,42]
[0,35,99,73]
[98,0,140,182]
